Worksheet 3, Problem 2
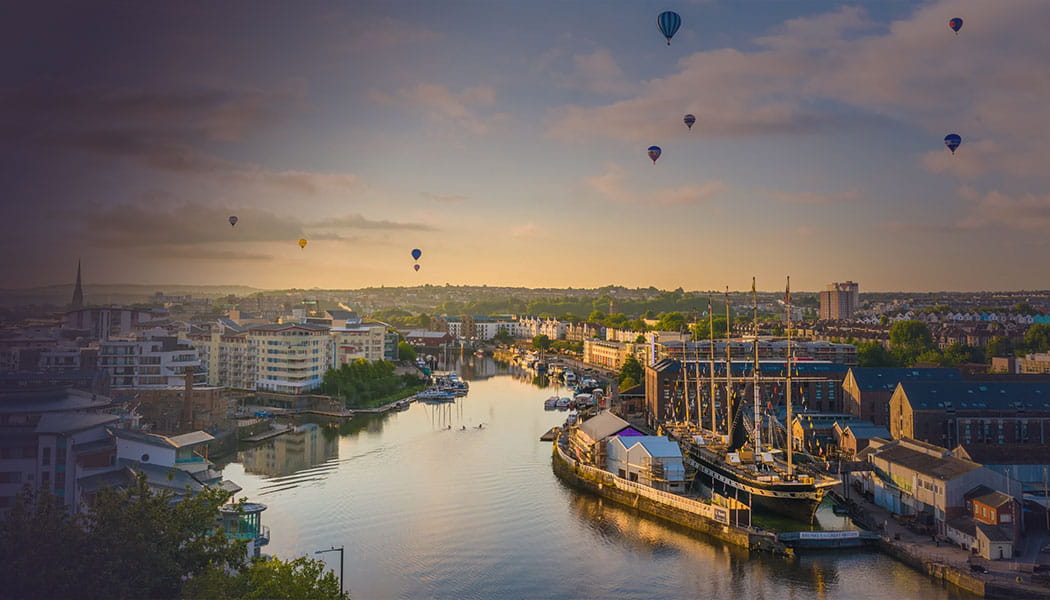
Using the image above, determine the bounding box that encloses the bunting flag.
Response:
[785,277,791,305]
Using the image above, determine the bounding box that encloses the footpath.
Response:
[837,481,1050,598]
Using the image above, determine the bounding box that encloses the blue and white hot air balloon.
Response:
[944,133,962,154]
[647,146,662,164]
[657,11,681,46]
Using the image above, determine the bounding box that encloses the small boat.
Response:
[544,396,559,410]
[556,397,572,410]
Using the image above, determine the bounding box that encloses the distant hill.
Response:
[0,284,263,308]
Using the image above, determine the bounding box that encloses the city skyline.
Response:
[3,1,1049,292]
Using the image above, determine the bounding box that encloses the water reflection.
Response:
[223,358,974,600]
[239,423,339,478]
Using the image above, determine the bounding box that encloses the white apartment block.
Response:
[250,323,331,395]
[98,336,203,388]
[190,330,256,390]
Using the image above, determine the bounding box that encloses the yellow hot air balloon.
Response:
[298,238,307,249]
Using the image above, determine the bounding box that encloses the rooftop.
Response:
[613,435,683,458]
[872,441,982,481]
[35,412,120,434]
[578,410,632,442]
[849,367,962,391]
[898,381,1050,411]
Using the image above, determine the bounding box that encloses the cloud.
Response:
[1,84,359,194]
[372,83,506,135]
[331,16,442,53]
[307,213,436,231]
[585,164,726,206]
[420,192,468,203]
[511,222,539,238]
[557,49,637,95]
[772,187,862,205]
[546,0,1050,180]
[956,189,1050,232]
[56,202,423,255]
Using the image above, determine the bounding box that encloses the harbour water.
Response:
[222,357,974,599]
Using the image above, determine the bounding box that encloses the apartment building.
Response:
[819,281,859,321]
[249,323,331,395]
[98,336,204,389]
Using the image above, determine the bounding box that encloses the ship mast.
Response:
[752,277,762,460]
[708,297,716,433]
[693,314,702,430]
[724,286,732,439]
[786,276,794,478]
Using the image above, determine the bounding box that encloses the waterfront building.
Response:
[952,443,1050,495]
[582,339,644,370]
[645,359,850,429]
[833,421,890,458]
[888,380,1050,448]
[819,281,859,321]
[565,322,603,343]
[98,335,204,389]
[790,413,859,456]
[189,328,256,390]
[332,321,388,364]
[606,436,685,492]
[569,410,644,467]
[404,330,455,348]
[249,323,331,395]
[657,338,857,366]
[842,367,962,427]
[859,437,1019,536]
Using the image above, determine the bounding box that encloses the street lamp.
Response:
[315,545,344,595]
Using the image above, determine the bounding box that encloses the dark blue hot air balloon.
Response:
[657,11,681,46]
[647,146,662,164]
[949,17,963,34]
[228,215,238,227]
[411,248,422,261]
[944,133,962,154]
[684,114,696,130]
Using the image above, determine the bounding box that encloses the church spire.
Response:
[71,260,84,309]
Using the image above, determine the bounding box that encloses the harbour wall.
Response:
[551,442,783,554]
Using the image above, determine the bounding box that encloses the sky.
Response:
[2,0,1049,293]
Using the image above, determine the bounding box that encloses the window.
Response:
[42,447,51,466]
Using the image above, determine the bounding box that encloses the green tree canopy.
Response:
[618,354,643,387]
[184,556,346,600]
[986,335,1010,360]
[656,311,688,331]
[856,341,898,367]
[532,334,552,352]
[889,320,935,366]
[1024,324,1050,353]
[492,327,514,345]
[397,341,417,362]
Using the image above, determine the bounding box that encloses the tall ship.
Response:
[665,278,838,522]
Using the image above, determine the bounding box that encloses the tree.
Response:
[889,320,935,366]
[492,328,514,346]
[0,478,247,600]
[397,341,417,362]
[986,336,1010,360]
[656,311,687,331]
[634,334,646,343]
[618,354,643,387]
[1024,324,1050,353]
[184,556,347,600]
[856,341,898,367]
[587,310,606,324]
[532,334,552,352]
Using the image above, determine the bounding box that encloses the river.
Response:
[221,357,974,599]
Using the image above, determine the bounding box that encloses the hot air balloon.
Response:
[684,114,696,130]
[298,238,308,249]
[647,145,662,164]
[944,133,962,154]
[949,17,963,34]
[414,264,421,272]
[657,11,681,45]
[229,215,238,227]
[411,248,422,261]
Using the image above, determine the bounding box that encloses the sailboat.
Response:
[672,277,839,523]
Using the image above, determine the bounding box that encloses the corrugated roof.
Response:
[849,367,961,391]
[972,490,1013,509]
[578,410,631,441]
[168,431,215,447]
[617,435,683,459]
[955,443,1050,465]
[899,381,1050,410]
[844,424,891,440]
[975,522,1013,542]
[873,443,981,480]
[249,322,329,332]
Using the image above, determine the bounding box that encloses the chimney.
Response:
[182,366,195,431]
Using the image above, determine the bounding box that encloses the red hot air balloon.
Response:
[414,264,420,272]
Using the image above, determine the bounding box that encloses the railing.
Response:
[556,442,730,525]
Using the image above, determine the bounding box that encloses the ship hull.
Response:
[685,449,832,523]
